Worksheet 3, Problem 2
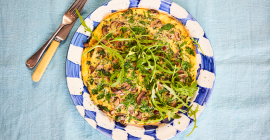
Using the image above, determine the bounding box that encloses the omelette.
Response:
[81,8,198,125]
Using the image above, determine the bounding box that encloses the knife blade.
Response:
[55,20,76,42]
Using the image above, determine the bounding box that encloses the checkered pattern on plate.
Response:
[66,0,215,139]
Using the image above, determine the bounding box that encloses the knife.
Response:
[31,21,76,82]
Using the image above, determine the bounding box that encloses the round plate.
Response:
[66,0,215,139]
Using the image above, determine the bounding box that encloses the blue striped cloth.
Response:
[0,0,269,140]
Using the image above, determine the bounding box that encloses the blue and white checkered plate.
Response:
[66,0,215,139]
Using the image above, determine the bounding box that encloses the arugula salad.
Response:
[78,8,201,136]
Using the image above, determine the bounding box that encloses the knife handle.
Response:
[32,40,60,82]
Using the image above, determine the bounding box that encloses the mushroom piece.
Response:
[171,101,177,107]
[131,88,138,94]
[101,39,108,45]
[115,41,124,48]
[149,9,159,14]
[116,22,125,29]
[154,110,159,115]
[115,112,126,116]
[173,52,180,59]
[128,105,134,115]
[177,69,184,74]
[112,59,118,64]
[111,87,124,95]
[83,42,89,48]
[111,97,120,109]
[133,62,137,68]
[121,82,131,90]
[120,116,126,124]
[174,30,181,41]
[150,19,163,28]
[136,91,146,105]
[138,14,143,18]
[102,25,109,36]
[110,21,119,30]
[96,65,104,70]
[136,111,142,120]
[179,74,186,83]
[90,66,95,73]
[109,110,115,115]
[162,46,168,51]
[166,33,172,39]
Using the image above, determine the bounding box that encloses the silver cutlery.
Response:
[26,0,87,69]
[30,0,88,82]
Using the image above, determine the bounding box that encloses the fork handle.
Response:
[32,40,61,82]
[26,23,65,69]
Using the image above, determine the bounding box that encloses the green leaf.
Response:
[186,104,200,137]
[179,41,188,48]
[161,23,174,31]
[140,40,156,43]
[182,61,192,71]
[97,92,105,100]
[97,105,109,112]
[186,47,195,56]
[131,26,147,35]
[191,37,205,56]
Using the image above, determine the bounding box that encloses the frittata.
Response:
[81,8,198,125]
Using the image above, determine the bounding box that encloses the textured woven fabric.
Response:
[0,0,269,140]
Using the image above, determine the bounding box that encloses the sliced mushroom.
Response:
[166,33,172,39]
[115,113,126,116]
[90,66,95,73]
[179,74,186,83]
[149,9,159,14]
[116,22,125,29]
[154,110,159,115]
[171,101,177,107]
[174,30,181,41]
[109,110,115,115]
[96,65,104,70]
[119,115,126,124]
[110,21,119,31]
[136,91,146,105]
[101,38,108,45]
[115,41,124,48]
[111,87,124,95]
[173,52,180,59]
[111,97,120,109]
[162,46,168,51]
[102,25,109,36]
[128,105,134,115]
[133,62,136,68]
[138,14,143,18]
[121,82,131,90]
[131,88,138,94]
[136,111,142,120]
[83,42,89,48]
[177,69,184,74]
[114,98,120,108]
[150,19,163,28]
[112,59,118,64]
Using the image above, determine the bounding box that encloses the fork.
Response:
[26,0,87,69]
